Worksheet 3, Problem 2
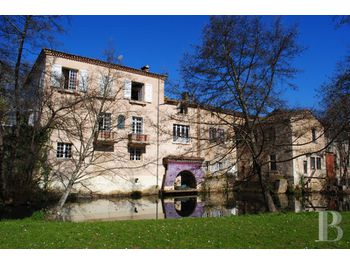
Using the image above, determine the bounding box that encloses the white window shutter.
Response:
[79,70,88,92]
[51,64,62,87]
[109,78,115,96]
[145,83,152,103]
[124,79,131,99]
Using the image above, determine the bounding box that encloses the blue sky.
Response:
[37,16,350,109]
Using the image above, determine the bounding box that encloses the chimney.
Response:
[182,92,190,102]
[141,65,150,72]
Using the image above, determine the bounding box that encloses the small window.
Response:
[131,82,144,101]
[270,154,277,171]
[209,127,217,142]
[312,128,317,142]
[57,142,72,158]
[316,157,322,170]
[173,124,190,143]
[62,68,78,90]
[130,148,142,161]
[99,113,112,131]
[303,160,308,174]
[117,115,125,129]
[132,117,143,134]
[311,157,316,170]
[209,127,225,143]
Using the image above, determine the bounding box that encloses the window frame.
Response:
[56,142,72,159]
[312,128,317,142]
[303,160,308,174]
[62,67,78,91]
[130,147,142,161]
[270,154,277,171]
[310,157,316,170]
[98,112,112,131]
[117,115,126,129]
[173,124,190,143]
[316,157,322,170]
[132,116,143,134]
[131,81,144,101]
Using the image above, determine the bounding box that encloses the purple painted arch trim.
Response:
[163,157,205,189]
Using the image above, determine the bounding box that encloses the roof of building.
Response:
[164,97,245,118]
[41,48,168,80]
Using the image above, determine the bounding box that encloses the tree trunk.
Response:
[0,126,5,199]
[57,180,74,210]
[254,160,277,212]
[8,16,30,195]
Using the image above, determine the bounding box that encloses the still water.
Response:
[59,193,350,222]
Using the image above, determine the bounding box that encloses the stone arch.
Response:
[162,156,204,192]
[174,170,197,190]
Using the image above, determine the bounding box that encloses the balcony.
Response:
[128,133,150,145]
[94,130,117,145]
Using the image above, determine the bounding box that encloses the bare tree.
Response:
[180,16,303,212]
[320,57,350,188]
[0,15,65,203]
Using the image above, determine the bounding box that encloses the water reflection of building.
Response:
[60,193,350,222]
[162,196,204,219]
[61,197,163,222]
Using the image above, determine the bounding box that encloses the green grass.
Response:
[0,212,349,248]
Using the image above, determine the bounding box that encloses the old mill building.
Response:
[24,49,336,196]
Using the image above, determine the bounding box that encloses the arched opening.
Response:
[174,170,197,190]
[174,197,197,217]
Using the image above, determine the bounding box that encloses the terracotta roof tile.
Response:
[42,48,167,80]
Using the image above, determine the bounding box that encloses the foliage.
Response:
[0,212,349,248]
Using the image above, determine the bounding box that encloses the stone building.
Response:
[26,49,330,195]
[26,49,239,196]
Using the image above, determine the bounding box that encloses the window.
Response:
[173,124,190,143]
[303,160,308,174]
[209,128,217,142]
[131,82,144,101]
[56,143,72,158]
[117,115,125,129]
[99,113,112,131]
[132,117,143,134]
[316,157,322,170]
[270,154,277,171]
[62,68,78,90]
[311,157,316,170]
[312,128,317,142]
[130,148,142,161]
[209,127,225,143]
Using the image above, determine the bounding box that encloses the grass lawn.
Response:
[0,212,349,248]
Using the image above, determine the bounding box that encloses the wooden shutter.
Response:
[79,70,88,92]
[51,64,62,87]
[124,79,131,99]
[144,83,152,103]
